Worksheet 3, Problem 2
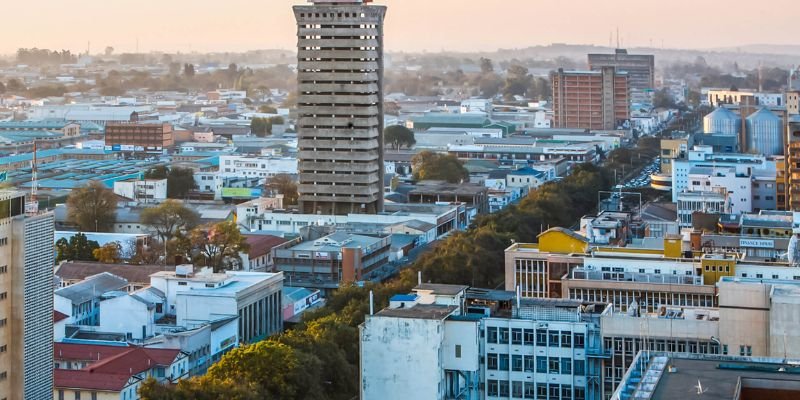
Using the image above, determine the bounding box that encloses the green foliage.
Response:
[146,166,197,199]
[384,125,416,150]
[166,167,196,199]
[250,117,272,137]
[187,221,249,272]
[140,200,200,242]
[412,151,469,183]
[258,105,277,114]
[56,233,100,262]
[66,181,118,232]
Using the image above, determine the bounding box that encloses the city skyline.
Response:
[1,0,798,55]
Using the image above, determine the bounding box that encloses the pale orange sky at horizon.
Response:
[0,0,795,55]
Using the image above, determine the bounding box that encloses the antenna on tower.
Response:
[616,27,620,49]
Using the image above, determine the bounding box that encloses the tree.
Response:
[479,57,494,74]
[93,242,122,263]
[384,125,416,150]
[56,234,100,262]
[258,105,277,114]
[166,167,196,199]
[6,78,25,92]
[144,166,168,180]
[104,46,114,56]
[140,200,200,243]
[265,174,298,206]
[183,63,195,78]
[412,151,469,183]
[66,181,118,232]
[188,221,249,272]
[250,117,272,137]
[503,64,533,100]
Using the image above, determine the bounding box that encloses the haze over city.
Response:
[1,0,799,54]
[5,0,800,399]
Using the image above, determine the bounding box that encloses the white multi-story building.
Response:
[360,283,607,400]
[0,191,56,400]
[671,146,773,202]
[218,155,297,183]
[150,267,284,344]
[113,179,168,202]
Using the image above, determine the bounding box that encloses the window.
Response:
[177,282,188,286]
[58,391,64,400]
[536,356,547,372]
[655,269,662,274]
[524,355,535,372]
[549,384,560,398]
[91,393,97,400]
[561,331,571,348]
[722,345,728,355]
[455,345,461,358]
[574,359,585,376]
[525,383,536,399]
[0,293,5,301]
[487,380,499,396]
[498,381,509,397]
[0,319,6,328]
[756,274,763,279]
[536,329,547,346]
[537,384,547,399]
[561,385,572,399]
[499,328,509,344]
[487,327,498,343]
[511,328,522,345]
[487,353,498,370]
[549,331,559,347]
[574,333,585,348]
[0,266,6,274]
[561,358,572,374]
[746,345,752,356]
[74,391,81,400]
[512,381,523,398]
[499,354,509,371]
[523,329,534,345]
[548,357,560,374]
[512,355,523,372]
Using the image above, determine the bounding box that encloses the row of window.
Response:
[486,354,586,376]
[486,381,585,400]
[487,327,586,349]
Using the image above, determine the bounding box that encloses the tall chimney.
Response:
[369,290,374,316]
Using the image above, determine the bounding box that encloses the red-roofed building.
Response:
[241,234,288,272]
[54,343,189,400]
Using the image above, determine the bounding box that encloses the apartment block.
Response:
[104,122,174,153]
[0,191,56,400]
[552,68,629,131]
[294,0,387,215]
[588,49,654,104]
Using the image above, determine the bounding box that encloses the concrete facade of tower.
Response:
[294,0,387,215]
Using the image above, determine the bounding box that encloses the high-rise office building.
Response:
[0,191,55,399]
[294,0,387,215]
[787,117,800,210]
[551,67,630,131]
[588,49,654,104]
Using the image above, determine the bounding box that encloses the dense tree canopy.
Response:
[265,174,298,206]
[384,125,416,150]
[412,151,469,183]
[140,200,200,243]
[56,234,100,263]
[66,181,118,232]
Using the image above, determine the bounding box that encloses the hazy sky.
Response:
[1,0,796,55]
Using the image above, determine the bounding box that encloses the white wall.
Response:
[361,316,447,400]
[99,295,154,340]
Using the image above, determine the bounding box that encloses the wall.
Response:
[718,281,770,357]
[360,316,446,400]
[99,295,154,340]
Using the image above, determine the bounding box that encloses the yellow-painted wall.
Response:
[663,237,683,258]
[701,258,736,285]
[538,230,588,254]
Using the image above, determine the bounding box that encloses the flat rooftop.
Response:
[652,356,800,400]
[376,304,459,320]
[415,283,469,296]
